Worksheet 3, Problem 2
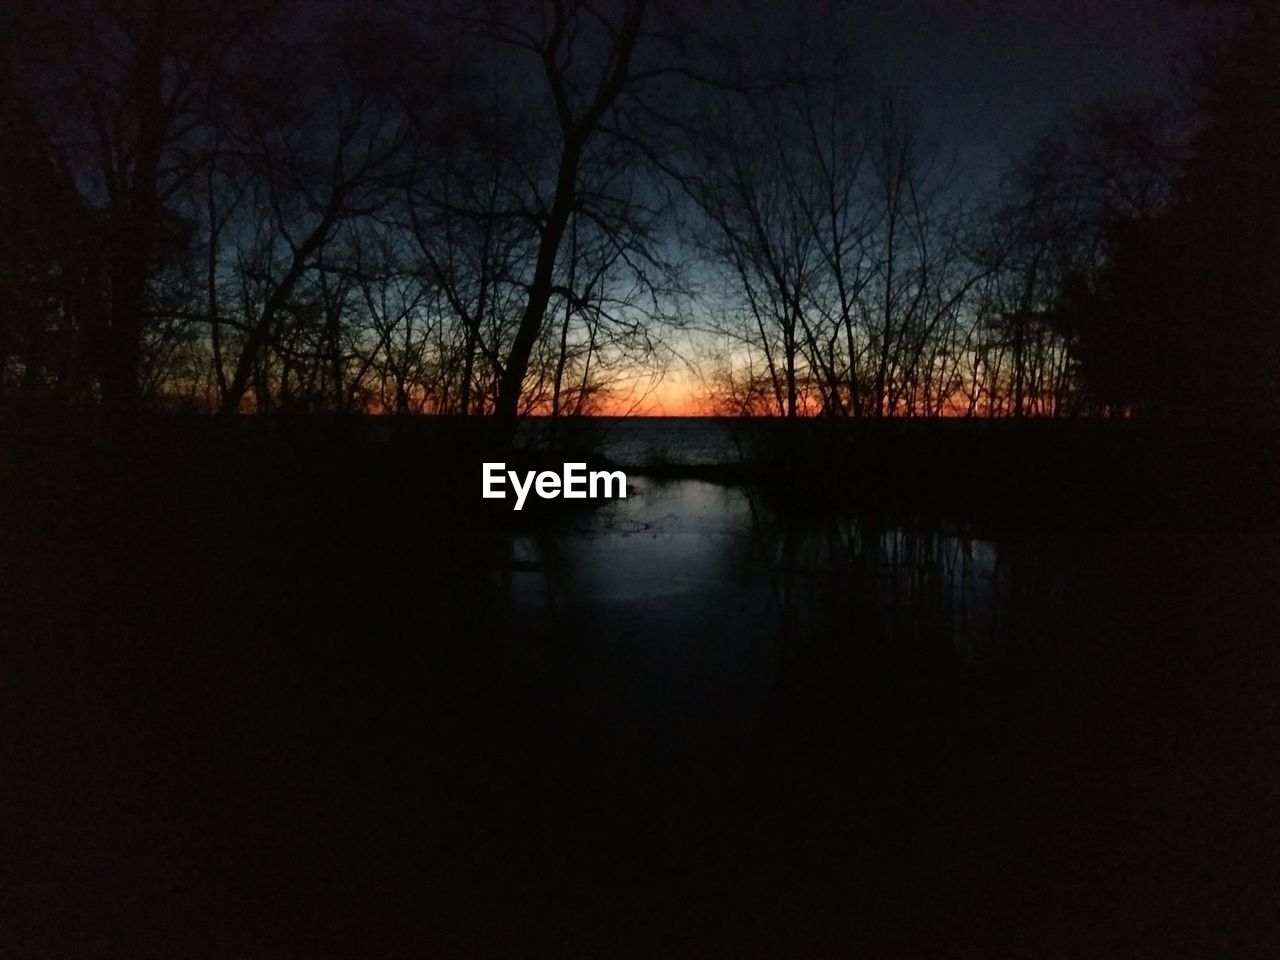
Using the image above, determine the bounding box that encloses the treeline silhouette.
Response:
[0,0,1276,425]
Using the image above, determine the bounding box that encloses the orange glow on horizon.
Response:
[591,371,717,417]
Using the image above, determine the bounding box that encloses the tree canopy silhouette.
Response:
[1053,0,1280,417]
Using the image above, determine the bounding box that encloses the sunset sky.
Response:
[609,0,1204,416]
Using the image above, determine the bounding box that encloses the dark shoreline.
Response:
[7,412,1274,532]
[4,413,1279,957]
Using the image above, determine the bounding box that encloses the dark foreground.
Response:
[2,418,1279,958]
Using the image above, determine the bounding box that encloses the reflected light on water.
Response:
[494,478,1065,747]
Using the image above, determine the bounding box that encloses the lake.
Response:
[476,466,1278,955]
[500,477,1030,749]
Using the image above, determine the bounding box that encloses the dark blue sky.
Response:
[303,0,1215,193]
[839,0,1210,190]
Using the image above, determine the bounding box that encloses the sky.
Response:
[841,0,1205,190]
[629,0,1211,415]
[229,0,1216,417]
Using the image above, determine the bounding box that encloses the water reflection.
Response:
[753,512,1062,668]
[496,479,1065,734]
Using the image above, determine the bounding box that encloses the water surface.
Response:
[498,477,1063,751]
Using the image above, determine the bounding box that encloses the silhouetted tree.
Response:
[688,80,978,418]
[214,16,415,413]
[964,101,1180,416]
[3,0,273,412]
[1049,1,1279,417]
